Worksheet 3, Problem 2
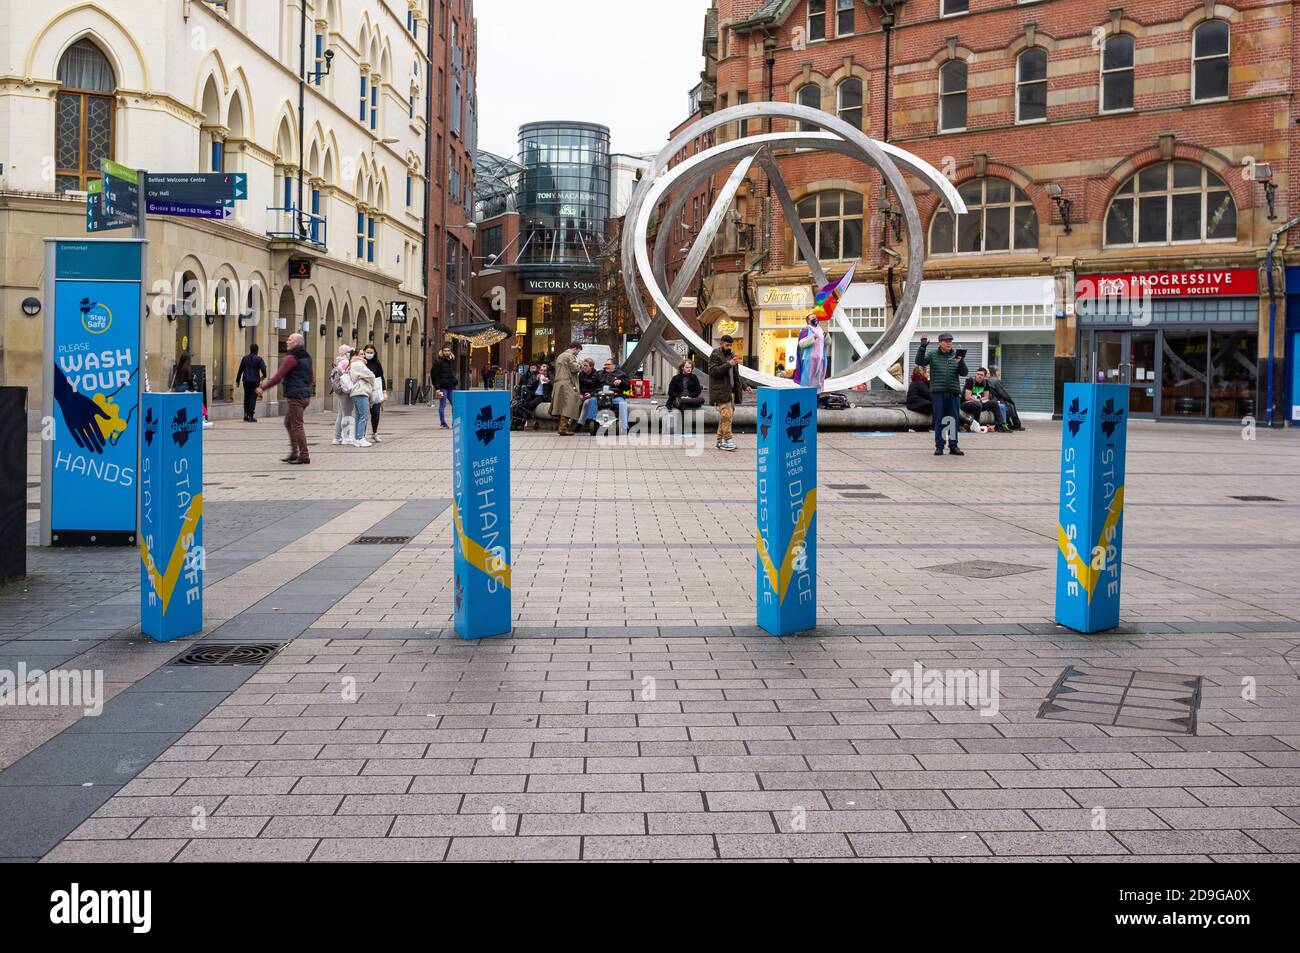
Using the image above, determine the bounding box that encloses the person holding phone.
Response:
[915,332,969,456]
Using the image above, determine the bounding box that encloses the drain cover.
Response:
[1229,495,1281,502]
[353,535,412,545]
[828,484,871,490]
[1038,665,1201,734]
[842,492,886,499]
[926,560,1041,579]
[173,643,284,666]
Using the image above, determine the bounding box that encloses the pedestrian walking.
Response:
[330,344,356,445]
[432,344,457,429]
[362,344,385,443]
[348,348,376,447]
[707,335,745,451]
[914,332,969,456]
[169,354,195,393]
[257,332,314,465]
[235,343,267,422]
[551,342,583,437]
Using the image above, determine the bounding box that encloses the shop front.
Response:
[1075,268,1262,421]
[837,276,1058,415]
[756,284,813,377]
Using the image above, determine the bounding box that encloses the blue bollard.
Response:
[1055,382,1129,634]
[452,390,511,639]
[756,386,817,637]
[139,392,204,642]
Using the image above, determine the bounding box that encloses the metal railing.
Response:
[265,206,328,247]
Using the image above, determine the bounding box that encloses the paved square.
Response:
[3,405,1299,861]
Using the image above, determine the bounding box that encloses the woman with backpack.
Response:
[362,345,386,443]
[331,345,356,445]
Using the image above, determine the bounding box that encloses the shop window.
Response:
[1209,329,1258,418]
[929,178,1038,255]
[797,83,821,131]
[794,190,863,262]
[837,78,863,130]
[1016,48,1047,123]
[1192,20,1229,102]
[1104,161,1236,246]
[1100,34,1134,112]
[939,60,967,132]
[54,39,116,193]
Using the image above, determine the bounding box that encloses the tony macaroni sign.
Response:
[139,392,204,642]
[41,239,147,546]
[1055,382,1129,633]
[756,386,817,637]
[452,391,511,639]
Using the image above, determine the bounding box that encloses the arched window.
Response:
[1192,20,1229,101]
[1100,34,1135,112]
[796,84,821,131]
[837,78,863,130]
[929,178,1038,255]
[55,39,115,192]
[1016,48,1047,123]
[1104,161,1236,246]
[794,190,863,262]
[939,60,967,132]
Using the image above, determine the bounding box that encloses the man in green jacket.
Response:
[915,332,968,456]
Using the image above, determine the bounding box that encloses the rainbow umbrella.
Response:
[810,262,857,322]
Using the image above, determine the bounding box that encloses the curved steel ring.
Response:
[620,102,966,391]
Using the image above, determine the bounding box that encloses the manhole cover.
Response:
[1038,665,1201,734]
[926,560,1041,579]
[1229,495,1281,502]
[173,643,284,666]
[353,535,412,545]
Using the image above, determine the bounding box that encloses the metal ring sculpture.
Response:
[620,102,966,391]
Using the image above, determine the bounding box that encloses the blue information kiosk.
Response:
[452,391,511,639]
[1055,382,1129,634]
[756,387,817,637]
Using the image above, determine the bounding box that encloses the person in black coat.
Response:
[431,344,457,429]
[362,344,385,441]
[235,344,267,422]
[987,365,1025,430]
[905,366,932,416]
[667,359,705,411]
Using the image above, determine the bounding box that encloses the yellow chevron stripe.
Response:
[756,488,817,603]
[453,501,512,590]
[1057,484,1125,605]
[140,493,203,614]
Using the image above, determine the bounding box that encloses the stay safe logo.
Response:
[171,408,198,448]
[785,401,813,443]
[78,297,113,335]
[1066,396,1088,437]
[474,405,506,445]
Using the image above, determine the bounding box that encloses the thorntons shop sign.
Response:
[1079,269,1259,299]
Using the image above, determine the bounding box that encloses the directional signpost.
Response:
[146,201,234,220]
[86,181,135,234]
[101,159,140,221]
[145,173,247,220]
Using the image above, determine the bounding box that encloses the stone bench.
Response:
[524,400,996,431]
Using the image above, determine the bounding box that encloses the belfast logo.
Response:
[170,408,198,447]
[78,297,113,335]
[785,402,813,443]
[474,405,506,445]
[1066,396,1088,437]
[143,407,158,446]
[1100,398,1125,438]
[759,401,773,439]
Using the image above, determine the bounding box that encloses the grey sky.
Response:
[473,0,710,159]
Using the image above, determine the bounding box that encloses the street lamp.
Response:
[1255,163,1278,221]
[1045,182,1073,235]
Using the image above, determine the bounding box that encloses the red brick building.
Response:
[667,0,1294,422]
